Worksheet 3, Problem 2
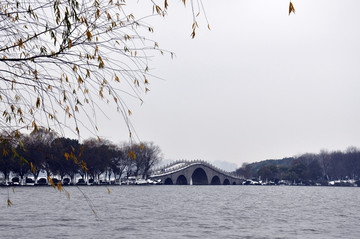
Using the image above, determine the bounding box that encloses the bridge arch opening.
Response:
[211,176,221,185]
[164,178,173,185]
[232,182,237,185]
[176,175,188,185]
[223,179,230,185]
[191,168,208,185]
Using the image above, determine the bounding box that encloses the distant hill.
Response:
[248,157,294,173]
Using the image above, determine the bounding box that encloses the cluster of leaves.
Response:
[0,0,210,142]
[236,147,360,184]
[0,128,163,187]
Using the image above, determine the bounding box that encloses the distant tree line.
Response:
[236,147,360,185]
[0,128,162,185]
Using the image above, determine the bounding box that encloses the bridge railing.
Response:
[151,159,240,179]
[151,159,189,175]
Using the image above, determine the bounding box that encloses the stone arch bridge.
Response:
[150,160,243,185]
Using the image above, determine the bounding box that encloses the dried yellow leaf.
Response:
[7,199,13,207]
[115,74,120,82]
[3,148,8,156]
[289,2,295,15]
[36,97,40,108]
[65,191,70,199]
[48,175,55,188]
[81,160,88,171]
[86,30,92,41]
[30,162,36,174]
[57,182,64,192]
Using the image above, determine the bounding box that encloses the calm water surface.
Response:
[1,186,359,238]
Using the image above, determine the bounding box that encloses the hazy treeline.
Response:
[0,128,162,184]
[236,147,360,184]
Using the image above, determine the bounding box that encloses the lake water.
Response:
[0,186,359,238]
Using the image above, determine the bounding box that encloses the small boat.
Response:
[12,177,20,186]
[135,179,148,185]
[25,178,35,186]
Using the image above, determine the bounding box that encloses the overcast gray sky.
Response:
[90,0,360,168]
